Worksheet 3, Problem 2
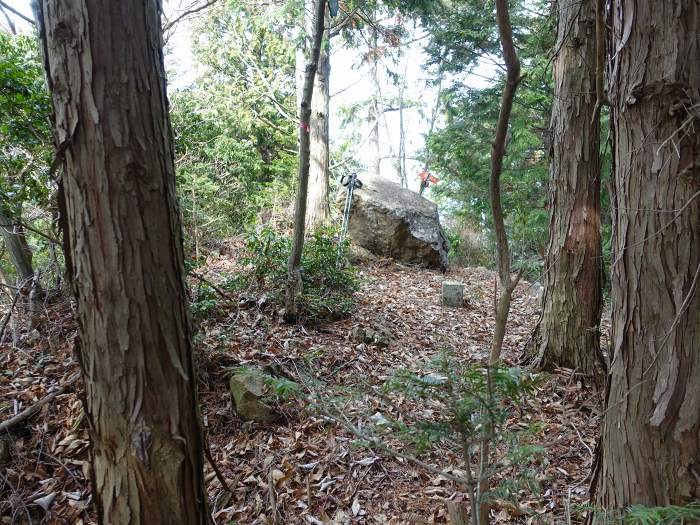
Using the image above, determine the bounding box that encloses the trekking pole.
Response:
[338,172,362,258]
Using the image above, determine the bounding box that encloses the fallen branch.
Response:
[0,373,79,434]
[189,270,236,303]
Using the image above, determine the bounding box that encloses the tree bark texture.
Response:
[34,1,209,523]
[524,0,603,379]
[285,0,326,321]
[593,0,700,514]
[305,21,331,230]
[0,207,35,286]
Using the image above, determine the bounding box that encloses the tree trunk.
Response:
[34,1,209,523]
[285,0,326,321]
[479,2,523,523]
[592,0,700,516]
[368,25,381,179]
[305,20,331,230]
[0,207,36,287]
[524,0,603,379]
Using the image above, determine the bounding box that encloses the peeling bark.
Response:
[524,0,604,380]
[592,0,700,514]
[34,1,209,523]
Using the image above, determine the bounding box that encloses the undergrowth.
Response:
[228,226,359,323]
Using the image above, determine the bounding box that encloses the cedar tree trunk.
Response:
[34,1,209,523]
[524,0,603,379]
[592,0,700,515]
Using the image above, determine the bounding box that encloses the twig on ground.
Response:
[203,431,234,494]
[0,373,79,434]
[189,271,236,303]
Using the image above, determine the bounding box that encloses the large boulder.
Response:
[344,177,449,270]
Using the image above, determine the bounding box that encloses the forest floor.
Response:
[0,245,605,524]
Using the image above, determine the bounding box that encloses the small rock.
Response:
[442,280,464,307]
[350,323,394,347]
[229,368,281,423]
[26,329,41,344]
[350,326,366,342]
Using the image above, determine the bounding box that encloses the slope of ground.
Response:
[0,253,603,524]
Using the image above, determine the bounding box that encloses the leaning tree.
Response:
[34,1,209,522]
[592,0,700,516]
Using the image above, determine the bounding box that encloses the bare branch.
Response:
[0,0,34,26]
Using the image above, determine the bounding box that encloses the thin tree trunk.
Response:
[488,0,523,365]
[591,0,700,516]
[368,24,381,179]
[34,1,209,523]
[284,0,326,322]
[305,14,331,230]
[0,207,36,287]
[398,81,407,188]
[524,0,603,380]
[479,2,523,523]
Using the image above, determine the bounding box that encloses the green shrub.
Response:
[236,226,359,323]
[579,501,700,525]
[381,354,544,514]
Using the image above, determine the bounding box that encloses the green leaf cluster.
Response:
[232,226,359,323]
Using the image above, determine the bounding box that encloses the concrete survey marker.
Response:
[442,280,464,307]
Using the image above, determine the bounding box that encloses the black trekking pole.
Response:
[339,172,362,258]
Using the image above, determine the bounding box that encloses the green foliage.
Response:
[579,501,700,525]
[189,282,222,324]
[170,0,298,258]
[0,32,60,286]
[234,226,359,323]
[443,221,494,268]
[265,375,303,401]
[0,32,52,213]
[417,0,554,274]
[382,353,544,504]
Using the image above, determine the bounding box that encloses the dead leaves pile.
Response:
[1,253,604,524]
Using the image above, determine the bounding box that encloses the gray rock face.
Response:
[344,177,449,270]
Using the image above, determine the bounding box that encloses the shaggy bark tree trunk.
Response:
[591,0,700,516]
[285,0,326,321]
[305,22,331,230]
[34,1,209,523]
[524,0,603,379]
